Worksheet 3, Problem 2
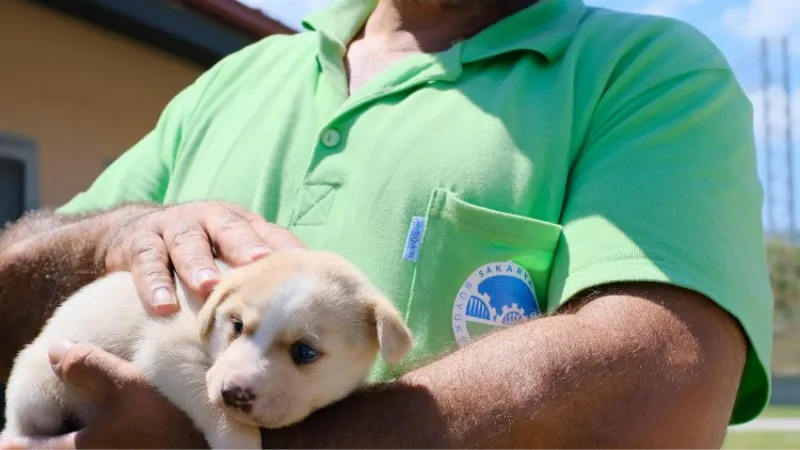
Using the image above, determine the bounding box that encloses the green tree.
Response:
[766,238,800,375]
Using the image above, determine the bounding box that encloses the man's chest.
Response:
[162,60,582,377]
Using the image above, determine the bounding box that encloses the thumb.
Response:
[48,341,135,401]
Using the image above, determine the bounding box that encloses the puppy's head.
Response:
[198,250,413,428]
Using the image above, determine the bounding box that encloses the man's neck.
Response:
[362,0,538,53]
[344,0,538,94]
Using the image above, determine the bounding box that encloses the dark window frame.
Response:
[0,133,40,215]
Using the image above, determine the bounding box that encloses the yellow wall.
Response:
[0,0,205,207]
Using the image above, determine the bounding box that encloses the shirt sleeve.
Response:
[546,18,773,425]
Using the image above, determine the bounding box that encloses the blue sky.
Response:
[239,0,800,232]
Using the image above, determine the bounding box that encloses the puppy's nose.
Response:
[220,382,256,413]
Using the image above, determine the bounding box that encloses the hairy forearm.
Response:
[0,205,157,379]
[0,210,68,253]
[262,285,744,449]
[264,314,623,449]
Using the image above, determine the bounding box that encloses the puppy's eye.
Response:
[231,316,243,337]
[289,342,320,365]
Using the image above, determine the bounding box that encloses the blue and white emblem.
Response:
[451,261,540,347]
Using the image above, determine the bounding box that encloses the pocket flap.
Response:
[429,188,562,252]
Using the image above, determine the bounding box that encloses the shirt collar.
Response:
[302,0,585,64]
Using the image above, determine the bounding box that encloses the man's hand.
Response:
[0,341,206,450]
[99,202,304,315]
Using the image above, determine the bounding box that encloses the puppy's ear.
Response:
[197,286,234,340]
[370,294,413,366]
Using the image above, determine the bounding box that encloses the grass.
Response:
[723,431,800,449]
[759,405,800,418]
[722,406,800,449]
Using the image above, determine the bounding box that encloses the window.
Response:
[0,134,39,227]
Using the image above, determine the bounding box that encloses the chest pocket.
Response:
[379,188,562,377]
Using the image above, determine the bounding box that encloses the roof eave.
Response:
[181,0,296,38]
[28,0,294,67]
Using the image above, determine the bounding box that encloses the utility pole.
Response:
[761,37,774,234]
[782,37,795,243]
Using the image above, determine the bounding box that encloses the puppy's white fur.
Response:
[1,250,413,449]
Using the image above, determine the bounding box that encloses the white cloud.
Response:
[638,0,698,18]
[714,0,800,131]
[723,0,800,40]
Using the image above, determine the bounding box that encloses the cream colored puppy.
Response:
[2,249,413,449]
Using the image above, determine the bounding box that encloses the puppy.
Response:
[1,249,413,449]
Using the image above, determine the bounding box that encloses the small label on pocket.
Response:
[402,216,426,263]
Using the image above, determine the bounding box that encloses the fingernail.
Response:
[194,268,219,287]
[48,340,73,366]
[249,245,271,260]
[152,288,177,307]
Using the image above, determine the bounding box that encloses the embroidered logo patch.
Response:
[452,261,540,347]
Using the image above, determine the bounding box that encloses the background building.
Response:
[0,0,294,226]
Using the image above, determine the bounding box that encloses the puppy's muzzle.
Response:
[220,382,256,413]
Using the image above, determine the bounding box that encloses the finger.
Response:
[47,342,136,403]
[161,219,220,296]
[251,221,305,253]
[203,206,273,266]
[128,230,178,315]
[225,205,305,253]
[0,432,77,450]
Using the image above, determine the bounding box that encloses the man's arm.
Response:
[263,283,746,448]
[0,206,155,379]
[0,210,71,253]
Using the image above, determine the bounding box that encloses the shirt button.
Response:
[320,129,341,148]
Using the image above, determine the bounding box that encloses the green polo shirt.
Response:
[57,0,773,425]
